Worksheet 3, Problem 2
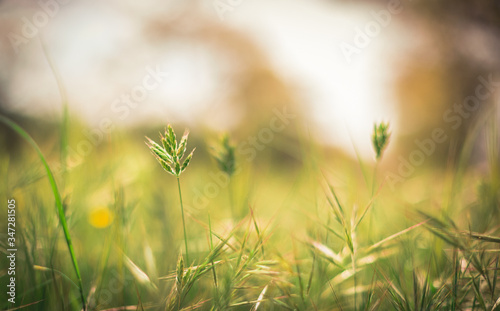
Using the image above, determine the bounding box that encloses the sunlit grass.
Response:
[0,114,499,311]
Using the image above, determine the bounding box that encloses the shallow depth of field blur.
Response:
[1,0,500,310]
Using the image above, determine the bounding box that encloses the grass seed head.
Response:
[146,125,195,177]
[372,122,391,160]
[210,133,236,177]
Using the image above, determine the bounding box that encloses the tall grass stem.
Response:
[177,177,190,263]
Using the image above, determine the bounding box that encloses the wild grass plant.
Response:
[146,126,195,263]
[0,115,86,310]
[0,112,499,311]
[210,134,237,217]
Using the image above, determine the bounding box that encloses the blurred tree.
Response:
[144,8,302,164]
[389,0,500,167]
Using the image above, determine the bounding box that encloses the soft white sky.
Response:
[224,0,408,152]
[3,0,419,156]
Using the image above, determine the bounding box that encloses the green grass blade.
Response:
[471,275,487,310]
[40,37,69,178]
[451,248,458,310]
[461,231,500,244]
[0,115,86,310]
[366,221,427,252]
[249,206,264,256]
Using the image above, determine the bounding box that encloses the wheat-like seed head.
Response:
[146,124,195,177]
[210,133,236,177]
[372,122,391,160]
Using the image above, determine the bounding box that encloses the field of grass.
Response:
[0,110,499,311]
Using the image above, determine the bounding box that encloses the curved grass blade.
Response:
[33,265,79,289]
[40,37,69,178]
[0,115,86,310]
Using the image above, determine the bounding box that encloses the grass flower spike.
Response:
[146,125,195,177]
[372,122,390,160]
[146,124,195,263]
[210,133,236,177]
[210,133,238,219]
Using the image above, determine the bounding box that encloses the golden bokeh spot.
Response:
[89,206,114,228]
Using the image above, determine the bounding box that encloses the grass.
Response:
[0,115,86,310]
[146,126,195,263]
[0,112,499,311]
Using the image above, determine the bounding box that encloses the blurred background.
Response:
[1,1,500,309]
[1,0,498,160]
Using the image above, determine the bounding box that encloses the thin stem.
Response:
[177,177,189,263]
[228,177,234,219]
[371,161,378,197]
[208,211,214,252]
[208,211,218,289]
[367,161,378,244]
[352,251,357,311]
[40,37,69,183]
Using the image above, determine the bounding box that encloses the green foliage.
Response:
[0,115,86,311]
[3,115,499,311]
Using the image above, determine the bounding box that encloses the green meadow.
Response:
[0,106,499,311]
